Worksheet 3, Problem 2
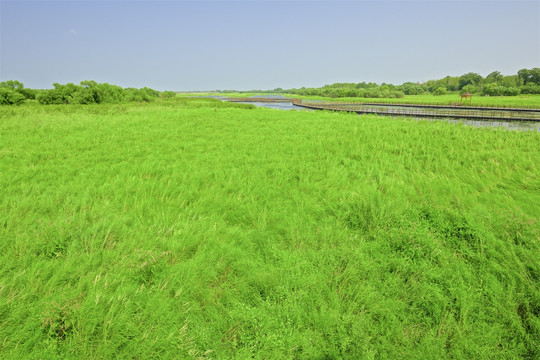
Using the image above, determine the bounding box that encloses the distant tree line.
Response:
[0,80,177,105]
[267,68,540,99]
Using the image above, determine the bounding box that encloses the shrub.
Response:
[483,84,521,97]
[460,84,477,94]
[432,87,447,96]
[483,83,504,96]
[140,87,160,98]
[37,89,64,105]
[18,88,36,100]
[391,90,405,98]
[503,87,520,96]
[0,88,26,105]
[161,91,177,98]
[124,88,151,102]
[96,83,125,103]
[520,84,540,94]
[399,83,425,95]
[72,88,97,104]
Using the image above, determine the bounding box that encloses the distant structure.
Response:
[460,92,473,103]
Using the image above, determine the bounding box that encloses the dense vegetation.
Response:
[282,68,540,99]
[1,98,538,358]
[0,80,176,105]
[3,69,540,106]
[217,68,540,99]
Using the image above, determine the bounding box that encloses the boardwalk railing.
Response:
[291,99,540,122]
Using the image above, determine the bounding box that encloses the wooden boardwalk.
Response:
[291,99,540,122]
[226,97,292,103]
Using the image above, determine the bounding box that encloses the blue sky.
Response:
[1,0,539,90]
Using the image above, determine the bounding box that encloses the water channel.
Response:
[226,97,540,132]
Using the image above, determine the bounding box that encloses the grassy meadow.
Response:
[1,98,539,358]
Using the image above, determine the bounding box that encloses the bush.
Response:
[483,84,521,96]
[96,83,125,103]
[72,88,97,104]
[520,84,540,94]
[392,90,405,98]
[460,84,477,94]
[36,89,64,105]
[503,87,520,96]
[483,83,504,96]
[124,88,151,102]
[18,88,36,100]
[0,88,26,105]
[140,87,160,98]
[432,87,447,96]
[399,83,425,95]
[161,91,177,98]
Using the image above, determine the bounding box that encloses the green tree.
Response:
[485,71,503,84]
[0,80,24,90]
[459,73,483,90]
[500,75,522,88]
[518,68,540,85]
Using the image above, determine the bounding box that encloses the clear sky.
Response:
[1,0,539,91]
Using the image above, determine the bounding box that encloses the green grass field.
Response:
[1,98,539,358]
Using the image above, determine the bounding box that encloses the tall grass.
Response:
[1,98,539,358]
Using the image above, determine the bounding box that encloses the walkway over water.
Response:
[225,97,540,121]
[291,99,540,122]
[226,97,292,103]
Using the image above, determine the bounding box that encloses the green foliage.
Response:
[503,86,520,96]
[398,82,425,95]
[287,82,404,99]
[483,84,521,97]
[459,72,483,90]
[95,83,125,103]
[483,83,505,96]
[500,75,523,88]
[432,87,447,96]
[1,99,539,358]
[36,89,64,105]
[141,86,160,98]
[518,68,540,85]
[71,88,97,104]
[0,79,24,90]
[485,71,503,84]
[160,91,177,98]
[17,88,37,100]
[123,88,152,102]
[521,84,540,94]
[0,80,36,102]
[460,84,477,94]
[32,81,160,105]
[0,88,25,105]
